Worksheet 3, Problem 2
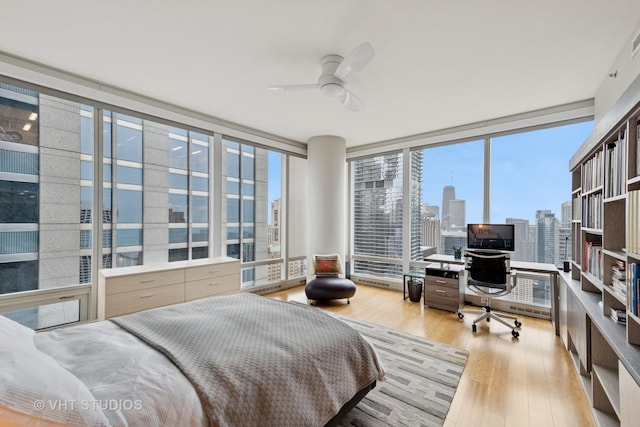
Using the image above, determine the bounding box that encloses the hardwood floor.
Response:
[265,284,595,427]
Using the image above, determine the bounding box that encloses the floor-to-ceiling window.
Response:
[420,140,484,257]
[351,152,423,279]
[0,79,300,328]
[410,120,594,312]
[223,138,283,288]
[491,122,593,306]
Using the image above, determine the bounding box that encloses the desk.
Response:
[424,254,561,335]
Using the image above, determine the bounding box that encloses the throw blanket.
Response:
[111,293,383,427]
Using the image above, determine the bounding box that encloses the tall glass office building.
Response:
[352,151,423,279]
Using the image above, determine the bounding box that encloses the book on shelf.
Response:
[583,241,603,280]
[582,151,603,192]
[637,120,640,176]
[610,307,627,324]
[612,260,626,297]
[630,263,640,317]
[629,190,639,254]
[604,130,627,198]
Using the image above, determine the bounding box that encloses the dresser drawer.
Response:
[185,261,240,282]
[185,274,240,301]
[424,284,460,312]
[105,283,184,318]
[424,276,458,289]
[104,269,185,295]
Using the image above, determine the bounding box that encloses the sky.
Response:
[264,120,595,225]
[422,120,595,223]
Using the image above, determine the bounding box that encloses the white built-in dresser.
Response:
[98,257,240,319]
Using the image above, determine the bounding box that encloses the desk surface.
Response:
[424,254,559,275]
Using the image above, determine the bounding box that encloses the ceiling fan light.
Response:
[320,83,345,98]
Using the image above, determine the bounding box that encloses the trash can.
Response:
[408,279,423,302]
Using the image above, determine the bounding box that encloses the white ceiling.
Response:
[1,1,639,148]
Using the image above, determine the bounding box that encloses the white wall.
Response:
[594,20,640,122]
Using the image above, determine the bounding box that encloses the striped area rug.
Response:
[334,315,469,427]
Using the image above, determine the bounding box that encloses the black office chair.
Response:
[457,249,522,338]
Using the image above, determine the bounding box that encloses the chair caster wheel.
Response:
[458,312,464,319]
[512,330,519,338]
[472,324,477,333]
[514,320,522,328]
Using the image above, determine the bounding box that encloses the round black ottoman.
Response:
[305,277,356,303]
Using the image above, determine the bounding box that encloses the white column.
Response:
[306,135,346,277]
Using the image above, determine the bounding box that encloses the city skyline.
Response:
[421,121,594,223]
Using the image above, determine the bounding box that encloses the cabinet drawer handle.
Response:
[436,289,446,293]
[209,270,219,274]
[208,282,219,286]
[140,279,155,283]
[435,280,446,284]
[140,294,155,299]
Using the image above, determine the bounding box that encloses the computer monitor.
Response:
[467,223,515,252]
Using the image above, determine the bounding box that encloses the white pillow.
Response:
[0,315,111,426]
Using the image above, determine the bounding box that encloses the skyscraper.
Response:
[448,199,466,230]
[353,151,423,277]
[441,185,455,230]
[536,210,559,265]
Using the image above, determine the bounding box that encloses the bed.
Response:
[0,293,384,426]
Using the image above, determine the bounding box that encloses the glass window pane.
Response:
[226,226,240,240]
[81,160,92,180]
[226,180,240,195]
[241,155,254,180]
[116,251,142,267]
[192,195,208,223]
[80,186,92,224]
[103,112,112,157]
[103,189,112,223]
[353,153,407,279]
[169,137,188,169]
[192,246,208,260]
[81,114,93,155]
[191,144,208,173]
[227,198,239,222]
[3,300,80,330]
[491,122,593,266]
[103,163,112,183]
[169,173,188,190]
[226,151,239,178]
[80,230,91,249]
[169,228,188,244]
[169,248,188,262]
[116,190,142,223]
[169,193,188,223]
[227,243,240,259]
[0,260,38,294]
[243,226,254,239]
[116,228,143,247]
[242,199,254,222]
[192,176,208,192]
[242,182,254,196]
[421,141,483,256]
[192,227,208,242]
[116,165,142,185]
[0,181,39,223]
[116,124,142,162]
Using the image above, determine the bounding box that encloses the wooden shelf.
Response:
[566,76,640,426]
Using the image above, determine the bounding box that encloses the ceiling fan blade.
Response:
[337,89,365,111]
[334,42,375,82]
[267,84,318,91]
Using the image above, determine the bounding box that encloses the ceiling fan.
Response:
[268,42,375,111]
